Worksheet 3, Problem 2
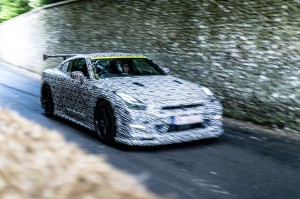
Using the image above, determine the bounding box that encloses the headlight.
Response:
[202,87,213,96]
[116,92,147,110]
[202,87,217,102]
[213,115,222,120]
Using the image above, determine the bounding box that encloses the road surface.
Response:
[0,61,299,199]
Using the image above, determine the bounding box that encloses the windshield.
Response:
[91,58,164,79]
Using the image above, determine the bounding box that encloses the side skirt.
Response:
[54,109,95,132]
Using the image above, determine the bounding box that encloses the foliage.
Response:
[29,0,64,8]
[0,0,31,22]
[0,0,64,22]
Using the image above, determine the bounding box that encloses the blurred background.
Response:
[1,2,300,199]
[0,0,299,132]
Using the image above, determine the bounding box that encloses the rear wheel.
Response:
[94,100,116,143]
[41,85,54,117]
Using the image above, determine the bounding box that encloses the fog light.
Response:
[213,115,222,120]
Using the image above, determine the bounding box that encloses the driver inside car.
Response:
[117,61,132,74]
[122,63,131,73]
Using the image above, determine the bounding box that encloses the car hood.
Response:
[97,75,210,108]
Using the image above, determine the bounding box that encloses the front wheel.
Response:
[94,100,116,143]
[41,85,54,117]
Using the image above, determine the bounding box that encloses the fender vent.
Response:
[132,82,144,87]
[173,80,183,84]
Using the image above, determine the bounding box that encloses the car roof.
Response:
[77,53,148,59]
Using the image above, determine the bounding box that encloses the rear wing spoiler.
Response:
[43,54,78,61]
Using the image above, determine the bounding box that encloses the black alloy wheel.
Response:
[94,101,116,143]
[42,85,54,117]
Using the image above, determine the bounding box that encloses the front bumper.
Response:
[114,105,224,146]
[114,125,223,146]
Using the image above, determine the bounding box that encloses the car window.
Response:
[91,58,163,79]
[68,58,89,78]
[73,59,86,68]
[132,59,161,75]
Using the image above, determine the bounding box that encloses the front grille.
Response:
[168,123,203,132]
[167,119,210,132]
[162,103,204,110]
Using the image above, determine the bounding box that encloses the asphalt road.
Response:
[0,62,299,199]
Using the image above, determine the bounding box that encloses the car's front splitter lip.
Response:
[114,126,224,146]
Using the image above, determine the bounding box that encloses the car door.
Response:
[54,60,72,112]
[63,58,94,121]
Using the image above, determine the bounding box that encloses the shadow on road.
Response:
[114,138,221,152]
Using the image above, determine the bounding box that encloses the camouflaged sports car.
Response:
[41,53,223,146]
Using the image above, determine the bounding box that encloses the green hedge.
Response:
[0,0,64,22]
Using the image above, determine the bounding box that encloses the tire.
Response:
[94,100,116,143]
[41,85,54,117]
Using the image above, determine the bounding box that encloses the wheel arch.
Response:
[94,97,117,143]
[94,97,115,119]
[41,81,50,89]
[41,82,51,100]
[40,82,54,116]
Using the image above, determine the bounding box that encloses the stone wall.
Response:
[0,0,299,131]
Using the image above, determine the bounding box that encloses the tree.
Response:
[0,0,64,22]
[29,0,64,8]
[0,0,31,22]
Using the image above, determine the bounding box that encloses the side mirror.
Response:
[162,67,171,75]
[71,71,84,84]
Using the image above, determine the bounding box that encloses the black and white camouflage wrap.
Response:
[41,53,223,146]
